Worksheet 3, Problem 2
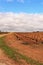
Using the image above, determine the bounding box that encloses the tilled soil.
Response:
[0,32,43,65]
[4,33,43,63]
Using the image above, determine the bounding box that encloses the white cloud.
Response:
[0,0,24,3]
[17,0,24,3]
[4,0,14,2]
[0,12,43,32]
[4,0,24,3]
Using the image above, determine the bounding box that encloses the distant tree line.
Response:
[0,30,8,34]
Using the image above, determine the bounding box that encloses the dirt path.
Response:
[0,34,9,38]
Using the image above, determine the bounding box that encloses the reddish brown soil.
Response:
[0,49,19,65]
[16,32,43,44]
[4,32,43,63]
[0,49,29,65]
[0,33,30,65]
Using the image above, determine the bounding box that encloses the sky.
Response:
[0,0,43,13]
[0,0,43,32]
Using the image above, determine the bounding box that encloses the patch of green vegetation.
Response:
[0,37,43,65]
[0,37,19,62]
[12,49,43,65]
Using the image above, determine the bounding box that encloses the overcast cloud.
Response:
[0,12,43,32]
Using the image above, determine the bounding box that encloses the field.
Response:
[0,32,43,65]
